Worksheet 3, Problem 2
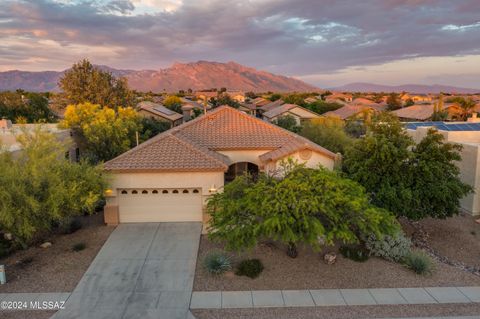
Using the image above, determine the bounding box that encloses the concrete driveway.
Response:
[53,222,202,319]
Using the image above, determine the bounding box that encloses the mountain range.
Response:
[0,61,318,93]
[330,82,479,94]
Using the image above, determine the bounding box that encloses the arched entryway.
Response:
[225,162,259,183]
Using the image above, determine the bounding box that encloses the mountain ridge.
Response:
[330,82,479,94]
[0,61,318,93]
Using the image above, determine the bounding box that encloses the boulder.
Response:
[40,242,52,249]
[324,252,337,265]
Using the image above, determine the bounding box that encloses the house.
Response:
[262,103,321,125]
[0,119,79,160]
[251,97,271,107]
[350,97,378,106]
[392,103,465,121]
[401,93,432,104]
[180,98,212,121]
[195,91,218,101]
[226,91,246,103]
[137,101,183,127]
[325,93,353,103]
[258,99,285,112]
[406,121,480,215]
[323,104,381,120]
[304,97,317,104]
[103,106,337,225]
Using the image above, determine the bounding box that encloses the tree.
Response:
[163,95,183,113]
[0,91,55,123]
[207,163,399,256]
[386,93,402,111]
[269,93,282,101]
[61,102,141,162]
[273,115,301,133]
[59,59,134,108]
[307,100,343,114]
[245,91,257,99]
[344,113,472,219]
[454,97,477,120]
[300,117,353,154]
[139,117,171,142]
[410,129,472,219]
[404,98,415,107]
[0,127,107,245]
[431,94,448,121]
[212,93,239,108]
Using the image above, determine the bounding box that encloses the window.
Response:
[142,190,148,194]
[152,190,158,194]
[193,189,199,194]
[162,190,168,194]
[121,190,128,194]
[132,190,138,194]
[183,189,189,193]
[172,189,179,194]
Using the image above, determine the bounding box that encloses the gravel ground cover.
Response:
[194,217,480,291]
[402,213,480,267]
[0,213,114,293]
[192,303,480,319]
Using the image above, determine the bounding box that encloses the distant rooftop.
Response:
[405,122,480,131]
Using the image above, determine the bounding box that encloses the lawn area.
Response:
[0,213,114,293]
[194,214,480,291]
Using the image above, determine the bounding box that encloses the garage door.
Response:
[118,188,203,223]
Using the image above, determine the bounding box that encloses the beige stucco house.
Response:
[406,121,480,215]
[262,103,320,125]
[103,106,337,226]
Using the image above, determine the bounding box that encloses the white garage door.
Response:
[118,188,203,223]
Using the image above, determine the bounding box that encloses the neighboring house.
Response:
[258,99,285,112]
[392,103,464,121]
[323,104,381,120]
[137,101,183,127]
[195,91,218,101]
[251,97,270,107]
[103,106,337,226]
[226,91,245,103]
[180,98,212,121]
[401,93,432,104]
[0,119,79,160]
[350,97,379,106]
[325,93,353,103]
[406,121,480,215]
[304,97,317,104]
[262,103,320,125]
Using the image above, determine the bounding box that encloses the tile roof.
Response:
[259,99,285,111]
[323,105,379,120]
[262,104,320,119]
[105,106,336,172]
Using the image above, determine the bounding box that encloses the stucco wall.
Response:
[216,149,272,166]
[106,171,225,206]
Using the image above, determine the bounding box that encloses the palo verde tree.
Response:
[61,102,141,162]
[207,162,399,257]
[300,116,354,154]
[0,127,107,245]
[344,113,472,219]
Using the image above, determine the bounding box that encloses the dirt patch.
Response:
[402,213,480,267]
[0,213,114,293]
[193,234,480,291]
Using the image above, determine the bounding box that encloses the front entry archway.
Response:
[225,162,259,183]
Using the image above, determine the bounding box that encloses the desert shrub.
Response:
[203,252,232,275]
[72,242,86,252]
[65,219,83,234]
[365,232,411,262]
[235,259,264,279]
[404,251,434,275]
[339,245,369,262]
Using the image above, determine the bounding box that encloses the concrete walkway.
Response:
[53,222,202,319]
[191,287,480,309]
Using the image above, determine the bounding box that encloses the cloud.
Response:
[0,0,479,87]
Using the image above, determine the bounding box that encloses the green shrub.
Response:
[404,251,434,275]
[65,219,83,234]
[339,245,369,262]
[203,252,232,275]
[365,232,411,262]
[72,242,86,252]
[235,259,264,279]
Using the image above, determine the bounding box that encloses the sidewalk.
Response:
[190,287,480,309]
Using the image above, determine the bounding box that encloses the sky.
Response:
[0,0,480,88]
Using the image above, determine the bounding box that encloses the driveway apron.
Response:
[53,222,202,319]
